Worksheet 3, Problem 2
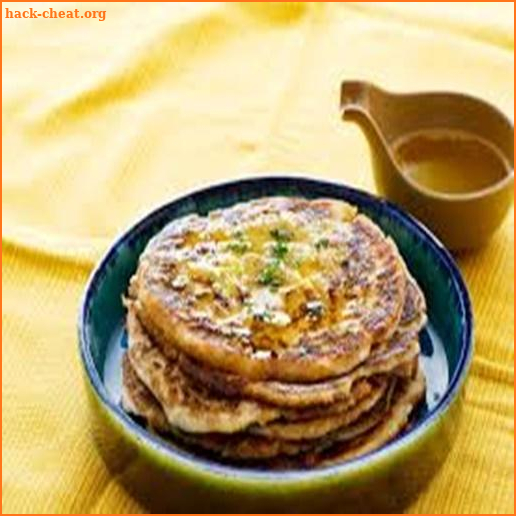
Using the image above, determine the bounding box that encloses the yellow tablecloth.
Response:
[2,2,514,513]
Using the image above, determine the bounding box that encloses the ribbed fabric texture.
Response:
[2,2,513,513]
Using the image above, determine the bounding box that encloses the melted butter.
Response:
[393,129,510,195]
[174,208,352,342]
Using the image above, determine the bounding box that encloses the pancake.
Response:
[125,307,280,434]
[123,345,389,442]
[279,380,373,421]
[122,358,423,465]
[173,429,313,460]
[122,357,311,459]
[179,328,420,408]
[121,196,428,469]
[177,274,425,408]
[121,353,384,456]
[312,367,426,466]
[250,378,388,441]
[398,268,427,333]
[392,356,419,378]
[132,197,407,382]
[270,369,425,469]
[125,306,380,434]
[121,354,169,433]
[122,356,400,461]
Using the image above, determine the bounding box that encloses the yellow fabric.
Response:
[2,2,514,513]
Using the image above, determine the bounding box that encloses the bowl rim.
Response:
[78,175,473,482]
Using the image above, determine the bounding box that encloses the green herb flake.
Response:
[258,261,282,287]
[270,228,292,242]
[315,238,330,251]
[226,240,250,255]
[272,240,288,260]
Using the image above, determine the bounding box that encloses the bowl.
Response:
[78,176,473,513]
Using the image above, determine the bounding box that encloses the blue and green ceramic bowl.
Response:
[78,176,473,513]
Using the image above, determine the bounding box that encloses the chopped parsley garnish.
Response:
[226,240,250,255]
[270,227,291,262]
[258,261,282,287]
[315,237,329,250]
[226,230,250,255]
[270,228,292,242]
[272,240,288,260]
[257,227,292,287]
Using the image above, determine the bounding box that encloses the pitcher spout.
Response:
[340,81,397,191]
[340,80,372,115]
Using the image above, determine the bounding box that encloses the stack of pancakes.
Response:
[121,197,427,468]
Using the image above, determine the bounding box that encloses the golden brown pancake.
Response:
[311,368,426,467]
[175,266,425,409]
[125,308,280,433]
[268,369,425,469]
[122,356,403,461]
[121,196,428,468]
[122,356,306,461]
[121,354,169,433]
[172,429,314,460]
[132,197,407,382]
[279,380,373,421]
[179,329,420,408]
[249,378,388,441]
[132,265,425,411]
[122,357,423,465]
[398,267,427,332]
[125,307,383,434]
